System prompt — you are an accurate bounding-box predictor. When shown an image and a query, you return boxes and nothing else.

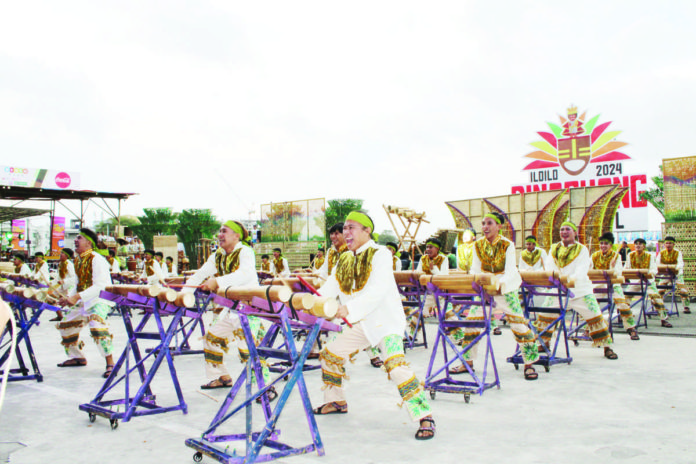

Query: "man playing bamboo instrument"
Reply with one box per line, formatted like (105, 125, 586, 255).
(317, 223, 347, 280)
(50, 247, 77, 322)
(312, 211, 436, 440)
(56, 228, 116, 378)
(32, 251, 51, 284)
(540, 221, 619, 358)
(271, 248, 290, 278)
(624, 238, 673, 328)
(140, 249, 165, 285)
(657, 236, 691, 314)
(518, 235, 547, 271)
(310, 248, 325, 273)
(13, 254, 31, 276)
(386, 242, 402, 271)
(455, 212, 541, 379)
(107, 249, 121, 274)
(456, 228, 476, 273)
(590, 232, 640, 340)
(183, 220, 275, 399)
(417, 237, 448, 316)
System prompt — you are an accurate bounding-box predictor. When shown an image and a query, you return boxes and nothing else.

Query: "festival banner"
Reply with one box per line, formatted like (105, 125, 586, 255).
(512, 105, 648, 231)
(12, 219, 26, 251)
(51, 217, 66, 253)
(0, 166, 80, 189)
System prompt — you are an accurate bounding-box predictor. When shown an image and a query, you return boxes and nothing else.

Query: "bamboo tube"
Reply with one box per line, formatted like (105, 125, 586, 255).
(519, 271, 559, 286)
(288, 292, 316, 311)
(33, 289, 48, 302)
(657, 265, 677, 274)
(174, 292, 196, 308)
(0, 282, 15, 293)
(13, 287, 35, 299)
(217, 285, 292, 303)
(622, 269, 653, 279)
(308, 296, 338, 319)
(105, 285, 161, 298)
(393, 271, 423, 285)
(156, 288, 178, 304)
(166, 276, 186, 284)
(419, 274, 478, 293)
(587, 269, 618, 280)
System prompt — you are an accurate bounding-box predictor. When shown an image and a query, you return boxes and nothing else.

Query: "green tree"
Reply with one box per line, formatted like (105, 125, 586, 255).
(324, 199, 364, 240)
(640, 165, 664, 218)
(377, 229, 398, 245)
(130, 207, 179, 249)
(176, 209, 221, 266)
(94, 215, 141, 235)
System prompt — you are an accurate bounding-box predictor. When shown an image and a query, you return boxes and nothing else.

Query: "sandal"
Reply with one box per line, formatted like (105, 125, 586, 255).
(201, 377, 233, 390)
(103, 364, 115, 379)
(415, 416, 436, 440)
(524, 366, 538, 381)
(661, 320, 673, 328)
(604, 347, 618, 360)
(370, 357, 384, 368)
(57, 358, 87, 367)
(628, 328, 640, 341)
(492, 327, 502, 335)
(683, 307, 691, 314)
(448, 363, 473, 375)
(255, 386, 278, 404)
(313, 401, 348, 415)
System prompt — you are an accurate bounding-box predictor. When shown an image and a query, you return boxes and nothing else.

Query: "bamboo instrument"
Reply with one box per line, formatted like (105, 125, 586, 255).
(288, 292, 316, 312)
(0, 282, 15, 294)
(657, 265, 677, 275)
(308, 296, 338, 319)
(105, 285, 162, 298)
(217, 285, 292, 304)
(393, 271, 423, 285)
(622, 269, 654, 279)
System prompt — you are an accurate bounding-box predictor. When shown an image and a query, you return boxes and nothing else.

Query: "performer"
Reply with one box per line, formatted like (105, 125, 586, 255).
(590, 232, 640, 340)
(456, 228, 476, 273)
(625, 238, 673, 327)
(56, 228, 115, 378)
(386, 242, 402, 271)
(417, 237, 449, 315)
(13, 254, 31, 276)
(312, 211, 435, 440)
(657, 236, 691, 314)
(140, 249, 165, 285)
(106, 249, 121, 274)
(518, 235, 547, 271)
(310, 248, 325, 273)
(183, 220, 275, 398)
(456, 212, 541, 379)
(32, 251, 51, 284)
(259, 254, 272, 275)
(271, 248, 290, 278)
(540, 221, 619, 358)
(164, 256, 176, 277)
(50, 248, 77, 322)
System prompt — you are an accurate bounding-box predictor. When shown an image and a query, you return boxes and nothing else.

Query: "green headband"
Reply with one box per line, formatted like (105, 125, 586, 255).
(426, 240, 441, 250)
(664, 239, 676, 244)
(484, 213, 502, 224)
(386, 243, 398, 252)
(224, 220, 245, 238)
(560, 221, 577, 232)
(80, 233, 97, 249)
(346, 211, 374, 231)
(525, 238, 537, 244)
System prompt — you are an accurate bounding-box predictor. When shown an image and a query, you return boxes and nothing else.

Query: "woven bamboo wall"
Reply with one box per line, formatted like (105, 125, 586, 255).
(662, 221, 696, 296)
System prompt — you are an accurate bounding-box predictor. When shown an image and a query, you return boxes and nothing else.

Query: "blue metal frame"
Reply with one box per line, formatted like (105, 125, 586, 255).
(624, 273, 650, 329)
(568, 270, 615, 343)
(654, 268, 680, 317)
(397, 273, 428, 350)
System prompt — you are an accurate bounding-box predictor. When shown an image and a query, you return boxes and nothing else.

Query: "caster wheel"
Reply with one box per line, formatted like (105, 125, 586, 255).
(110, 419, 118, 430)
(429, 390, 436, 400)
(544, 365, 550, 373)
(193, 452, 203, 462)
(573, 340, 579, 346)
(514, 364, 519, 370)
(89, 413, 96, 423)
(464, 393, 470, 404)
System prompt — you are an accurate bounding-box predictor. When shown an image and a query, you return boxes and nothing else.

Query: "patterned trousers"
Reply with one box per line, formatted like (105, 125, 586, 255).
(538, 294, 613, 348)
(611, 284, 637, 330)
(658, 274, 691, 308)
(56, 302, 114, 359)
(625, 281, 668, 320)
(320, 323, 432, 422)
(458, 291, 539, 365)
(204, 313, 270, 383)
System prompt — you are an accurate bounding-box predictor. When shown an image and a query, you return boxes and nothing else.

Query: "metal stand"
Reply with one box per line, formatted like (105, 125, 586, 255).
(397, 273, 428, 350)
(569, 270, 615, 343)
(78, 290, 188, 429)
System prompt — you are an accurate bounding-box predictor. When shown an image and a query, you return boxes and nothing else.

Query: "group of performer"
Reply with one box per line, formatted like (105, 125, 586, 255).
(3, 210, 692, 444)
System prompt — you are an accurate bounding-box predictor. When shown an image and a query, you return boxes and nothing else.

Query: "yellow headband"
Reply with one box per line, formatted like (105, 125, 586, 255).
(346, 211, 374, 231)
(560, 221, 577, 232)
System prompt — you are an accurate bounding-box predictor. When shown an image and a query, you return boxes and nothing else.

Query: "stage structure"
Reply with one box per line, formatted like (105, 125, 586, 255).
(383, 205, 429, 258)
(446, 184, 628, 255)
(662, 155, 696, 295)
(258, 198, 325, 269)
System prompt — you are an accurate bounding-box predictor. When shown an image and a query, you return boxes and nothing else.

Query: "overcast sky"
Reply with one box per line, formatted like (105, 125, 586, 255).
(1, 1, 689, 238)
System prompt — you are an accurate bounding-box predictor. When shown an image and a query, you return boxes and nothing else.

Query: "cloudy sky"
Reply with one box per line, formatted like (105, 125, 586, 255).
(1, 1, 689, 238)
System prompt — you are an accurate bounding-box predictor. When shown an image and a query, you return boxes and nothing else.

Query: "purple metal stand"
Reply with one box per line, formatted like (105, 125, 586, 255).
(397, 274, 427, 350)
(424, 282, 499, 403)
(654, 269, 680, 317)
(185, 293, 340, 463)
(508, 276, 572, 372)
(78, 291, 188, 429)
(624, 274, 649, 328)
(0, 291, 59, 382)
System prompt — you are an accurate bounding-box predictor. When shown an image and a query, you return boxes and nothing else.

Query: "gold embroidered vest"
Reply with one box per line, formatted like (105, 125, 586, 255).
(521, 249, 542, 267)
(474, 236, 509, 274)
(327, 244, 348, 276)
(76, 251, 95, 292)
(420, 254, 445, 275)
(550, 242, 582, 268)
(335, 247, 378, 294)
(215, 248, 242, 276)
(630, 251, 650, 269)
(660, 249, 678, 265)
(591, 250, 617, 270)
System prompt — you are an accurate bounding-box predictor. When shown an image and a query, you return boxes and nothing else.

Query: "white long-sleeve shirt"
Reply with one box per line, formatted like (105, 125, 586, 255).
(518, 247, 548, 271)
(657, 249, 684, 275)
(69, 251, 114, 310)
(184, 243, 259, 293)
(58, 260, 77, 294)
(417, 253, 449, 275)
(546, 242, 593, 298)
(140, 259, 165, 284)
(319, 240, 406, 346)
(271, 257, 290, 278)
(471, 236, 521, 295)
(32, 261, 51, 285)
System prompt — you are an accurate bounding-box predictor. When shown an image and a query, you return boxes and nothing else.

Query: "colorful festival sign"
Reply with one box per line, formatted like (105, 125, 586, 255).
(51, 217, 66, 253)
(0, 166, 80, 190)
(12, 219, 26, 250)
(511, 105, 648, 231)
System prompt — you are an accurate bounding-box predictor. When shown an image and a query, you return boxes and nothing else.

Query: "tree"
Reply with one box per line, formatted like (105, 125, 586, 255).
(130, 207, 179, 249)
(324, 199, 364, 239)
(93, 215, 141, 235)
(640, 165, 664, 218)
(377, 229, 398, 245)
(176, 209, 221, 267)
